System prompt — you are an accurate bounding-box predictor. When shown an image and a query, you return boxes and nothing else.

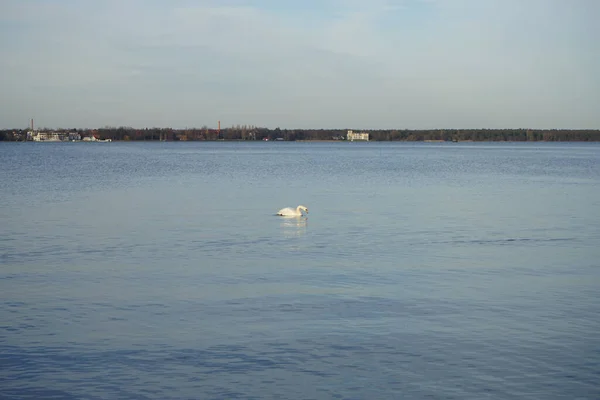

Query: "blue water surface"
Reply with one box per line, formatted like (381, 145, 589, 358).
(1, 141, 599, 399)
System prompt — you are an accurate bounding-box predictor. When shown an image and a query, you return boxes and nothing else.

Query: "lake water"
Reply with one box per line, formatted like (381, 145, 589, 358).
(1, 141, 599, 399)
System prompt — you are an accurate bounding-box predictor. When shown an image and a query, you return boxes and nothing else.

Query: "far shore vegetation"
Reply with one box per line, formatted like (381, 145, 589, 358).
(1, 126, 599, 142)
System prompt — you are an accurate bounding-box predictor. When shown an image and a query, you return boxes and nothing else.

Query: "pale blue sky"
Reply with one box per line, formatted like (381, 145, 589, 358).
(1, 0, 598, 129)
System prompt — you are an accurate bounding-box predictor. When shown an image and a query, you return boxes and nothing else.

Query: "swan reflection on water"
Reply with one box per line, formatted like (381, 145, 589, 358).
(280, 216, 307, 237)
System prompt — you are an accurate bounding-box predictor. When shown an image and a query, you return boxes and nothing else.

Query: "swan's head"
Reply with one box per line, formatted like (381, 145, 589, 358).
(299, 205, 308, 214)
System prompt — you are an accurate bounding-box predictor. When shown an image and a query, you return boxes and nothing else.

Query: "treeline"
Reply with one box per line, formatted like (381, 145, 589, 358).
(1, 126, 599, 142)
(367, 128, 600, 142)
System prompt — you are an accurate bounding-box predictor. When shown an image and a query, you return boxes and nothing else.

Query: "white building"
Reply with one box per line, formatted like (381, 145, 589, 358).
(29, 131, 65, 142)
(347, 130, 369, 141)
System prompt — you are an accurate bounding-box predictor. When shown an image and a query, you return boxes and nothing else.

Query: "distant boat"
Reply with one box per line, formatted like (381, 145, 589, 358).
(82, 136, 111, 142)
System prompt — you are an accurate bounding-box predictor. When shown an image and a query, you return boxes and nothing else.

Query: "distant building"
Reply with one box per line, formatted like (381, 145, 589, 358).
(347, 130, 369, 141)
(29, 131, 65, 142)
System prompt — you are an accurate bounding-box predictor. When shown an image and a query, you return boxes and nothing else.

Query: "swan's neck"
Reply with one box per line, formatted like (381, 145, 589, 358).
(296, 206, 303, 214)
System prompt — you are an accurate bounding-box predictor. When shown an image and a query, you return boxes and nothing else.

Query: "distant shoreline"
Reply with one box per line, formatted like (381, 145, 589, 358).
(2, 127, 599, 142)
(6, 139, 599, 144)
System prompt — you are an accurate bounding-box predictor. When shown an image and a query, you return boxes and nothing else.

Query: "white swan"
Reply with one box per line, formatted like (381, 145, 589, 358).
(276, 205, 308, 217)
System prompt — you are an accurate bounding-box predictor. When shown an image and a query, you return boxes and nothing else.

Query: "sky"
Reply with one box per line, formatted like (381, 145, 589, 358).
(1, 0, 599, 130)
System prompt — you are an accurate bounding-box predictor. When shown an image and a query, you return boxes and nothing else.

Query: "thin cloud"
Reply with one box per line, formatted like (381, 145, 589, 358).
(0, 0, 598, 129)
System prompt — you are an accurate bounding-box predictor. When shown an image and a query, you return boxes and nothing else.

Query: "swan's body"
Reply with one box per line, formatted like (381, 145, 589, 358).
(276, 205, 308, 217)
